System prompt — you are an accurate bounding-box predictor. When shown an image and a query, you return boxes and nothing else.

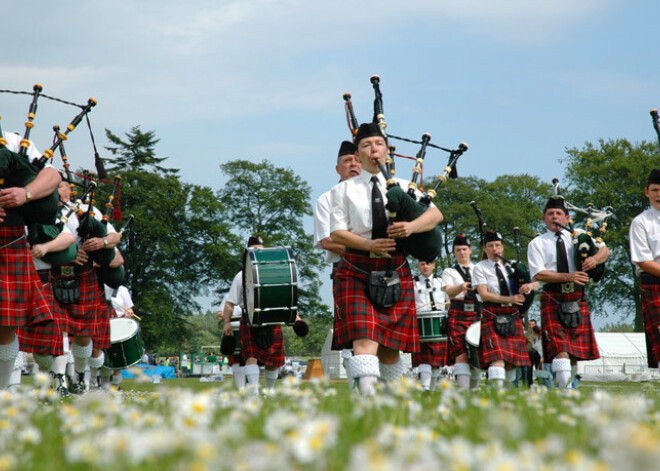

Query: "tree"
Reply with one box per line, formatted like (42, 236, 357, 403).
(600, 321, 635, 333)
(100, 127, 240, 351)
(561, 138, 659, 330)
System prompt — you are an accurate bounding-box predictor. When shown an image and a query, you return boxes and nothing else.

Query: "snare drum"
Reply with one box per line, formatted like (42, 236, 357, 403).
(243, 246, 298, 326)
(104, 318, 145, 369)
(417, 310, 448, 343)
(465, 321, 481, 370)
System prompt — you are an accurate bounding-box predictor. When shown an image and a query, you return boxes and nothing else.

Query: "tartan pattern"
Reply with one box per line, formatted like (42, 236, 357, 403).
(17, 279, 65, 356)
(238, 316, 285, 367)
(53, 268, 109, 346)
(331, 251, 419, 353)
(540, 290, 599, 362)
(447, 307, 481, 363)
(0, 226, 54, 327)
(228, 354, 244, 367)
(479, 305, 530, 367)
(641, 282, 660, 368)
(412, 340, 447, 367)
(92, 301, 112, 350)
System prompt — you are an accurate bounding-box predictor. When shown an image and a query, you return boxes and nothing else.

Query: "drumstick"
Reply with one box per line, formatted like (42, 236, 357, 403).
(111, 299, 141, 320)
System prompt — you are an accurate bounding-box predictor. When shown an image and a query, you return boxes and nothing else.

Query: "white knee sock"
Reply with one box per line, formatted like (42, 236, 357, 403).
(244, 364, 260, 394)
(232, 364, 246, 390)
(0, 337, 19, 390)
(33, 354, 55, 373)
(89, 353, 105, 384)
(470, 367, 482, 389)
(453, 363, 471, 390)
(52, 355, 68, 376)
(341, 350, 355, 391)
(430, 368, 442, 391)
(380, 359, 403, 382)
(264, 368, 279, 389)
(505, 368, 517, 384)
(487, 366, 505, 389)
(553, 358, 572, 389)
(111, 372, 123, 386)
(418, 364, 432, 391)
(71, 342, 93, 374)
(350, 355, 380, 396)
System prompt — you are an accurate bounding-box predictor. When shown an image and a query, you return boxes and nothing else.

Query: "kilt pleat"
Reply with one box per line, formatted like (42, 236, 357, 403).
(17, 280, 65, 356)
(540, 290, 599, 362)
(447, 308, 481, 363)
(239, 317, 285, 367)
(412, 341, 447, 367)
(479, 305, 530, 367)
(0, 226, 53, 328)
(332, 251, 419, 353)
(641, 283, 660, 368)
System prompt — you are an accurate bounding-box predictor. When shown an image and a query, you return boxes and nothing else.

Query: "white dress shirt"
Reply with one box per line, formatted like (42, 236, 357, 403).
(472, 259, 513, 296)
(414, 274, 447, 312)
(629, 206, 660, 275)
(527, 229, 577, 279)
(313, 188, 340, 263)
(441, 263, 481, 301)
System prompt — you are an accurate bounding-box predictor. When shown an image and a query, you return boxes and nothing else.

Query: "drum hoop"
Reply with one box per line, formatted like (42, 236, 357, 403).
(110, 317, 140, 343)
(465, 321, 481, 346)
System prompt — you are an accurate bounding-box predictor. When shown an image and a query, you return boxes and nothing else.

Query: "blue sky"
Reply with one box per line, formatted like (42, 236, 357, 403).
(2, 1, 658, 326)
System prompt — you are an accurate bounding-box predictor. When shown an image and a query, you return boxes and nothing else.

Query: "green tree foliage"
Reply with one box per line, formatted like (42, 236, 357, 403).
(561, 138, 659, 329)
(599, 321, 635, 333)
(217, 160, 330, 322)
(100, 127, 240, 351)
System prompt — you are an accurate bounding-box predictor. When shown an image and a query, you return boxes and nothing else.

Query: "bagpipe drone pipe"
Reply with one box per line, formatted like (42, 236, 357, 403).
(343, 75, 469, 261)
(469, 201, 536, 316)
(650, 109, 660, 147)
(550, 178, 612, 285)
(0, 84, 102, 225)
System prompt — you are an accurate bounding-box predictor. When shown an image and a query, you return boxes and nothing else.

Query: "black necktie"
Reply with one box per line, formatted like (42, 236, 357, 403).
(463, 266, 471, 281)
(425, 278, 437, 310)
(556, 232, 569, 273)
(371, 176, 388, 240)
(495, 263, 511, 296)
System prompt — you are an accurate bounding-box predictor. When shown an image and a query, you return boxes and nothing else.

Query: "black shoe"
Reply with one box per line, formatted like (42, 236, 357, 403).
(69, 372, 87, 395)
(53, 374, 69, 397)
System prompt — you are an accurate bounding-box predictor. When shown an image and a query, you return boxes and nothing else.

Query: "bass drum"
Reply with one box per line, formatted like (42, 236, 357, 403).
(243, 246, 298, 326)
(104, 317, 145, 369)
(416, 310, 448, 343)
(465, 321, 482, 370)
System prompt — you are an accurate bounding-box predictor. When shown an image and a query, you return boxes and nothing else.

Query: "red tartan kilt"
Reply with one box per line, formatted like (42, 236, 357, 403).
(92, 301, 112, 350)
(228, 354, 244, 366)
(641, 282, 660, 368)
(540, 291, 599, 362)
(0, 226, 53, 328)
(412, 340, 447, 367)
(54, 269, 110, 348)
(239, 317, 285, 367)
(17, 281, 65, 355)
(332, 250, 418, 353)
(479, 305, 530, 367)
(447, 307, 481, 363)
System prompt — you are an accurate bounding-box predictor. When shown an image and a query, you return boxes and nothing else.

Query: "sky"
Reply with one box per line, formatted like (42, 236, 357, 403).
(2, 0, 659, 327)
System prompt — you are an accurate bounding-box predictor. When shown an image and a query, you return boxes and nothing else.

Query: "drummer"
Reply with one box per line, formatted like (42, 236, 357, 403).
(220, 235, 286, 395)
(330, 122, 443, 396)
(412, 258, 449, 392)
(441, 234, 483, 390)
(472, 230, 532, 388)
(218, 296, 246, 391)
(98, 283, 135, 390)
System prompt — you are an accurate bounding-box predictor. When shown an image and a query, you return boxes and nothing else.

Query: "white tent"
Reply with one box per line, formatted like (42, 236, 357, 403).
(578, 332, 656, 382)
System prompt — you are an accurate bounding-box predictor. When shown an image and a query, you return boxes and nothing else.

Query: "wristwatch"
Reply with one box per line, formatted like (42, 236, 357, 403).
(103, 238, 108, 247)
(24, 187, 32, 202)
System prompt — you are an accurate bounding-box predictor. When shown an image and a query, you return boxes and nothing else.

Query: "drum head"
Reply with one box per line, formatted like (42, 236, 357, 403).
(110, 317, 140, 343)
(465, 321, 481, 347)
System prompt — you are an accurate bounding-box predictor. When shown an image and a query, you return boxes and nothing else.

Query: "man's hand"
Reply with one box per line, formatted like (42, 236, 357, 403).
(0, 187, 28, 208)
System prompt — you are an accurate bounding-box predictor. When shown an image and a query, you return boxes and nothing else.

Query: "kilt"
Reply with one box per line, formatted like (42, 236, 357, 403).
(332, 250, 419, 353)
(92, 300, 112, 350)
(239, 317, 285, 367)
(641, 282, 660, 368)
(412, 340, 447, 367)
(479, 304, 530, 367)
(228, 354, 244, 367)
(17, 276, 65, 356)
(54, 268, 109, 347)
(0, 226, 53, 327)
(447, 304, 481, 363)
(540, 290, 599, 362)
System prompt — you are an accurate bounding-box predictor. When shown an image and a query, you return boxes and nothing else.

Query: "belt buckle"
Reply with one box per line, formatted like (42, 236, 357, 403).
(60, 266, 74, 277)
(464, 303, 475, 312)
(561, 283, 574, 294)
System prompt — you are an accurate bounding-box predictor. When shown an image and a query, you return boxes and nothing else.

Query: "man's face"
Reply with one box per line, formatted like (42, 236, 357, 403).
(529, 320, 537, 329)
(418, 260, 436, 277)
(645, 183, 660, 211)
(484, 240, 503, 260)
(357, 136, 388, 174)
(336, 153, 361, 181)
(58, 182, 71, 205)
(542, 208, 569, 232)
(453, 245, 472, 265)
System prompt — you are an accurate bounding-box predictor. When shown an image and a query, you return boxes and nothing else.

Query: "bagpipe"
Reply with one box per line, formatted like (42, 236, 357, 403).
(551, 178, 612, 285)
(344, 75, 469, 261)
(469, 201, 535, 315)
(0, 84, 100, 225)
(650, 109, 660, 147)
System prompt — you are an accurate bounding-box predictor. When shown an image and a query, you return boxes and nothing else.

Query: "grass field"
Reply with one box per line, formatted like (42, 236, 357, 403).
(3, 374, 660, 470)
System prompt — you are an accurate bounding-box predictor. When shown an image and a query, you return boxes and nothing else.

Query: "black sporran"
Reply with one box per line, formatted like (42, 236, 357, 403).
(494, 313, 516, 338)
(53, 277, 80, 304)
(439, 315, 448, 335)
(558, 301, 581, 329)
(253, 326, 275, 350)
(368, 270, 402, 308)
